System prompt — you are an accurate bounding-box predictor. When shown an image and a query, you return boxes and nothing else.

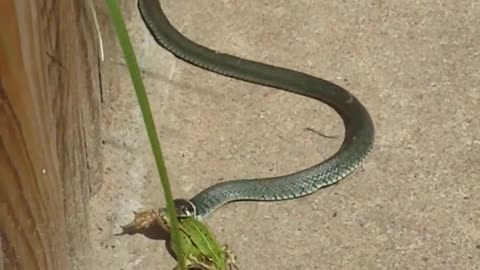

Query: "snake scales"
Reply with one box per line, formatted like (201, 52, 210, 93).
(137, 0, 375, 219)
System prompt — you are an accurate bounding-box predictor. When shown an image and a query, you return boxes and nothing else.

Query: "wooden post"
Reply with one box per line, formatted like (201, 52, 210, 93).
(0, 0, 102, 269)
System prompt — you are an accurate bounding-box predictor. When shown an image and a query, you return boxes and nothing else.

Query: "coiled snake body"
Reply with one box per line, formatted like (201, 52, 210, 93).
(138, 0, 375, 219)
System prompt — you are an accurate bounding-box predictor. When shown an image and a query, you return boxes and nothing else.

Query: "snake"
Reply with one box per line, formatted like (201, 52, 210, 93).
(137, 0, 375, 219)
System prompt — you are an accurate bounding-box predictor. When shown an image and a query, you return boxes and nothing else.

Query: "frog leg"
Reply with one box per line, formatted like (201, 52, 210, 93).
(172, 257, 194, 270)
(222, 245, 238, 270)
(154, 208, 173, 233)
(174, 264, 207, 270)
(120, 210, 160, 233)
(173, 254, 211, 270)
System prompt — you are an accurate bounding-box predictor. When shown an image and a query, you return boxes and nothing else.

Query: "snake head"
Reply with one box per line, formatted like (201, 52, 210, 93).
(173, 198, 197, 218)
(156, 199, 196, 232)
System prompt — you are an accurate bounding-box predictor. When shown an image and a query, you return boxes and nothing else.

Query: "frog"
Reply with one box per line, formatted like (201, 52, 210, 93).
(121, 209, 238, 270)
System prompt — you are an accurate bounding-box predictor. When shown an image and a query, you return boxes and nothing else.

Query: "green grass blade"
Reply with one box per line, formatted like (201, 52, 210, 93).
(103, 1, 185, 269)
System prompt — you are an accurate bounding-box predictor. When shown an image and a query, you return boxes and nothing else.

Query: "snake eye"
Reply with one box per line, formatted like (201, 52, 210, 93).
(173, 198, 196, 218)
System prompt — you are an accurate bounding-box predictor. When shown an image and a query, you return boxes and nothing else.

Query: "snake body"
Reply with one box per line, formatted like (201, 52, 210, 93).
(138, 0, 375, 219)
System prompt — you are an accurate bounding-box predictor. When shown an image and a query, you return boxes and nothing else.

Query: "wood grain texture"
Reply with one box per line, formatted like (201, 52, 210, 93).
(0, 0, 102, 269)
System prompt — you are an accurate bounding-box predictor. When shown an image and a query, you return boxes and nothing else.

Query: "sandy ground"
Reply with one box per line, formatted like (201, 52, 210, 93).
(89, 1, 479, 269)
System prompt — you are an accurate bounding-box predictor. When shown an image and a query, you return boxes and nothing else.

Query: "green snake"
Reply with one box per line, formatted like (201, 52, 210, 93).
(138, 0, 375, 219)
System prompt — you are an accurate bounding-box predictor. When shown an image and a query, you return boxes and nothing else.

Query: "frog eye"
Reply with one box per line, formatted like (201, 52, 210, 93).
(173, 198, 197, 218)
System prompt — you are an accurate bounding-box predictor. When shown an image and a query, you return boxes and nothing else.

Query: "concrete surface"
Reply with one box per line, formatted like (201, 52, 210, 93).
(90, 0, 479, 269)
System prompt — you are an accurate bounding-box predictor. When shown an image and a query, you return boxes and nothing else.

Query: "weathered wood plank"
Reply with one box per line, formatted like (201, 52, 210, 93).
(0, 0, 102, 269)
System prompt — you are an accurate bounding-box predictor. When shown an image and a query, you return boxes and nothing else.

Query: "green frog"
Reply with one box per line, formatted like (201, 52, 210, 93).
(121, 209, 238, 270)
